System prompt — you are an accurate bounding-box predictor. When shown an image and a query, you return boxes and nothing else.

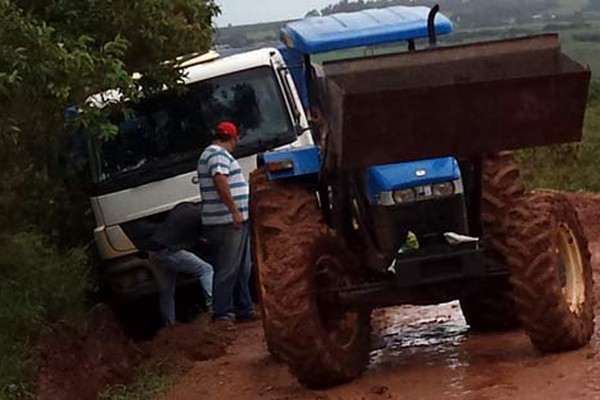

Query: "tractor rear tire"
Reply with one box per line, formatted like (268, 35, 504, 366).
(460, 153, 523, 331)
(250, 169, 371, 389)
(249, 171, 283, 362)
(507, 191, 594, 352)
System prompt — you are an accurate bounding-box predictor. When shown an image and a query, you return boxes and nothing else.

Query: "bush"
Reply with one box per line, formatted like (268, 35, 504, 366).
(0, 0, 221, 248)
(0, 1, 219, 398)
(0, 232, 90, 399)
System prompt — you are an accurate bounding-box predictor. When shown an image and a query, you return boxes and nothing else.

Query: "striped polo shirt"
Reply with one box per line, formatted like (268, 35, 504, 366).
(197, 144, 249, 226)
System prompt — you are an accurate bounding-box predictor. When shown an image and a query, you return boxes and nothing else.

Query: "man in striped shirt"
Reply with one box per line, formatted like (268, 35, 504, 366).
(197, 121, 255, 323)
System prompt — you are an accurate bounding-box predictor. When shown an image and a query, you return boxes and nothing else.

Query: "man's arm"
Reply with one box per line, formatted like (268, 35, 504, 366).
(212, 173, 243, 229)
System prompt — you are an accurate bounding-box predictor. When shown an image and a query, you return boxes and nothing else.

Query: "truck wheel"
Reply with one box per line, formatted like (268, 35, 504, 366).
(460, 153, 523, 331)
(250, 169, 371, 389)
(108, 296, 162, 340)
(507, 191, 594, 352)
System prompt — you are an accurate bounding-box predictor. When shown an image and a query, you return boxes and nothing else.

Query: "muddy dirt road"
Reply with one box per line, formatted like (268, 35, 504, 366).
(163, 194, 600, 400)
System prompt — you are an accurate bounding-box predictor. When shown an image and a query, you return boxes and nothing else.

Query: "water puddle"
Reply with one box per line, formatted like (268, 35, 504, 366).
(369, 302, 518, 398)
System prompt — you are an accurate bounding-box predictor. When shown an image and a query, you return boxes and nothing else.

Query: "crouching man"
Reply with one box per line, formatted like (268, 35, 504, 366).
(148, 202, 214, 326)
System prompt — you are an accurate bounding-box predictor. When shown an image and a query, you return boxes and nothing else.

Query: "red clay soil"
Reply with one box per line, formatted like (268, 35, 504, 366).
(35, 192, 600, 400)
(151, 319, 234, 362)
(35, 306, 232, 400)
(566, 192, 600, 243)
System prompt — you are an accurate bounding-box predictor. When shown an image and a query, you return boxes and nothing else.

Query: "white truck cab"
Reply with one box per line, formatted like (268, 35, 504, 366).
(86, 47, 313, 298)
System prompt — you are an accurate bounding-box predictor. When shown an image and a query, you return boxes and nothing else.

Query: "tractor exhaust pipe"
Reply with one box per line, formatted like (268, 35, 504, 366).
(427, 4, 440, 47)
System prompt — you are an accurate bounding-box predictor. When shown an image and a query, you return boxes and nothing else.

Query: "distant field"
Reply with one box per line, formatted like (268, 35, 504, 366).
(566, 44, 600, 76)
(311, 19, 600, 78)
(214, 20, 286, 47)
(448, 20, 600, 77)
(560, 23, 600, 76)
(215, 5, 600, 78)
(548, 0, 589, 15)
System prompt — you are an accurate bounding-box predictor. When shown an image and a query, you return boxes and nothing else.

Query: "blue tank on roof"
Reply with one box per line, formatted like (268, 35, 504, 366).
(280, 6, 453, 54)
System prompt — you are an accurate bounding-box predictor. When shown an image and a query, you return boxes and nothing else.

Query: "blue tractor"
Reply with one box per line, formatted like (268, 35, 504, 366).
(249, 6, 594, 388)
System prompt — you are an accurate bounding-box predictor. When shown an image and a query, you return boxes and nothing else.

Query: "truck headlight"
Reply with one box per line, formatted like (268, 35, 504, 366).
(432, 182, 455, 197)
(393, 188, 416, 203)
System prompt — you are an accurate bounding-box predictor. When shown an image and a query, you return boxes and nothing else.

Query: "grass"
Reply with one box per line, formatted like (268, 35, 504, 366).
(0, 232, 90, 400)
(517, 81, 600, 191)
(565, 43, 600, 78)
(0, 231, 184, 400)
(98, 358, 185, 400)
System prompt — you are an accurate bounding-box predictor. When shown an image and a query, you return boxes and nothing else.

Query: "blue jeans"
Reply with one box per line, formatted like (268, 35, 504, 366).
(151, 249, 214, 325)
(203, 222, 254, 320)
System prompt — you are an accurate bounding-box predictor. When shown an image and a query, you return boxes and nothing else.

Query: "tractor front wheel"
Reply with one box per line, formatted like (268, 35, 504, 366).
(460, 153, 523, 331)
(250, 169, 371, 389)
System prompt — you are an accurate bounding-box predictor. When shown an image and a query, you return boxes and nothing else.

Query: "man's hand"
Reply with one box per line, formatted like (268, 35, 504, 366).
(212, 173, 243, 229)
(232, 210, 243, 230)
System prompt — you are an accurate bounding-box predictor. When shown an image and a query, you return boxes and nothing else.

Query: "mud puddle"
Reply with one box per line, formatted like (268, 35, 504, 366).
(368, 303, 598, 400)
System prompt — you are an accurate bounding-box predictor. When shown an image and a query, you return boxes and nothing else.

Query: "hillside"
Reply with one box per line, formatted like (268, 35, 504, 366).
(214, 0, 600, 77)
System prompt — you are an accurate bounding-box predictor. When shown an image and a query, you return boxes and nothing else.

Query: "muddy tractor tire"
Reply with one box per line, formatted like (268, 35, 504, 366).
(460, 153, 523, 331)
(507, 191, 594, 352)
(248, 171, 283, 362)
(250, 169, 371, 389)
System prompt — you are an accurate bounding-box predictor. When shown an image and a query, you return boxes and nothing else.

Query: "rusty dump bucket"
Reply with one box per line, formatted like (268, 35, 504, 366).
(320, 34, 591, 170)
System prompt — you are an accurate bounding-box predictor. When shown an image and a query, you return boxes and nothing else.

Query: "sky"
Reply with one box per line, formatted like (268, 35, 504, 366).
(214, 0, 335, 26)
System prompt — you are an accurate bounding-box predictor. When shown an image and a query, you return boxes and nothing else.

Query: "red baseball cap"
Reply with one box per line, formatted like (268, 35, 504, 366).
(217, 121, 238, 138)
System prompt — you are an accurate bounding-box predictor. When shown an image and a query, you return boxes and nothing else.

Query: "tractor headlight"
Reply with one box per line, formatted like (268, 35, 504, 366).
(376, 179, 463, 206)
(392, 188, 416, 203)
(432, 182, 455, 197)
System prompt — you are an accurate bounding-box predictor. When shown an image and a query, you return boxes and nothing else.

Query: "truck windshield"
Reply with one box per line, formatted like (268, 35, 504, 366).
(88, 66, 294, 187)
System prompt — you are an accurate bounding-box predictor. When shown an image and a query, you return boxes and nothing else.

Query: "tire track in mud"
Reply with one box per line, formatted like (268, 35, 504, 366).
(163, 193, 600, 400)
